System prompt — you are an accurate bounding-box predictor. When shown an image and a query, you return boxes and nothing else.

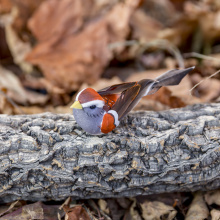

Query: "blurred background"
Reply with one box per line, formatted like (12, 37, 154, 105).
(0, 0, 220, 116)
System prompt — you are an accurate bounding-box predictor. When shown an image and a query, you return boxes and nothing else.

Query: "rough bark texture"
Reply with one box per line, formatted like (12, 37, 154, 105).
(0, 103, 219, 203)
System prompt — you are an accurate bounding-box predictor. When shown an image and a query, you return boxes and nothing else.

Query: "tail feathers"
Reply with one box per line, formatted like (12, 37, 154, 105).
(144, 66, 195, 96)
(155, 66, 195, 87)
(110, 67, 194, 120)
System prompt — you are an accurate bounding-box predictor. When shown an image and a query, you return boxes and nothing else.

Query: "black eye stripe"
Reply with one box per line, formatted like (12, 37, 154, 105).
(90, 105, 96, 109)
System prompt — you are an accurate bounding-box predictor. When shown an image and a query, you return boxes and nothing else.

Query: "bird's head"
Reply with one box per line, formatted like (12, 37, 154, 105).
(70, 88, 105, 134)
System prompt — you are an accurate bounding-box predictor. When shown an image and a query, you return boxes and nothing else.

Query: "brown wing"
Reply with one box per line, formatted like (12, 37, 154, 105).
(111, 84, 141, 120)
(98, 82, 136, 96)
(101, 67, 194, 120)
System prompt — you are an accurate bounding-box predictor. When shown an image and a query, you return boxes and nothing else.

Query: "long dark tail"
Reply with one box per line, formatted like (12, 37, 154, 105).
(112, 67, 195, 120)
(156, 66, 194, 87)
(147, 66, 195, 95)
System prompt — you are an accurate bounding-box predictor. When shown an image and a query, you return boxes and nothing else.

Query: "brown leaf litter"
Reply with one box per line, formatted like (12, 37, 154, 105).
(26, 0, 141, 92)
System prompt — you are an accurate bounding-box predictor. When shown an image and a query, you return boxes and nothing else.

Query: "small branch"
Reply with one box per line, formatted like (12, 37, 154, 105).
(189, 69, 220, 95)
(183, 52, 220, 61)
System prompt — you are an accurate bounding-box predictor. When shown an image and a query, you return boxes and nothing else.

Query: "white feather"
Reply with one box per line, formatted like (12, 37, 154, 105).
(76, 88, 86, 101)
(108, 110, 120, 126)
(81, 100, 105, 108)
(143, 82, 155, 96)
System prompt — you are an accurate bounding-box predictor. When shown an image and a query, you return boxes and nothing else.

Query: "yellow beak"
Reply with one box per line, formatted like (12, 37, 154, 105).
(70, 101, 83, 109)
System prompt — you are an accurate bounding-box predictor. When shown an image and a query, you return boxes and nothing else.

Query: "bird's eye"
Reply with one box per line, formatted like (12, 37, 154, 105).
(90, 105, 96, 109)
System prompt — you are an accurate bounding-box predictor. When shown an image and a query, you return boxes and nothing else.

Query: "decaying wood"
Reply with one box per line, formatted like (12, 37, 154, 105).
(0, 103, 219, 203)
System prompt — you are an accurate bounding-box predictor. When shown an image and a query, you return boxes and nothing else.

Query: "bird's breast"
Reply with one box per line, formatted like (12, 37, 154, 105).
(73, 109, 103, 135)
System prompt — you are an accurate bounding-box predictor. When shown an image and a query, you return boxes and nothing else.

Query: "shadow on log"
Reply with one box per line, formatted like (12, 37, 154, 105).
(0, 103, 219, 203)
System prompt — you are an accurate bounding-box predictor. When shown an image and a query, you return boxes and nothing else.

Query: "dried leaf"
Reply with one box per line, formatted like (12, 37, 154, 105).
(26, 0, 140, 91)
(202, 53, 220, 69)
(140, 200, 177, 220)
(185, 192, 209, 220)
(146, 87, 186, 108)
(11, 0, 45, 40)
(129, 199, 142, 220)
(0, 89, 16, 114)
(204, 189, 220, 206)
(158, 15, 197, 47)
(23, 76, 69, 106)
(137, 192, 192, 210)
(141, 0, 178, 26)
(98, 199, 109, 215)
(1, 7, 33, 73)
(42, 203, 64, 220)
(63, 205, 91, 220)
(0, 202, 63, 220)
(22, 202, 44, 220)
(197, 5, 220, 43)
(0, 66, 28, 104)
(169, 0, 186, 11)
(211, 209, 220, 220)
(25, 90, 49, 105)
(0, 0, 13, 14)
(59, 197, 71, 210)
(1, 202, 44, 220)
(0, 201, 20, 217)
(0, 208, 23, 219)
(0, 66, 49, 106)
(130, 9, 163, 43)
(184, 1, 220, 48)
(28, 0, 87, 43)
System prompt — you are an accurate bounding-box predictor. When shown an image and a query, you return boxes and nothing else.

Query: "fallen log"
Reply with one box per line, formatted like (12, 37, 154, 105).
(0, 103, 219, 203)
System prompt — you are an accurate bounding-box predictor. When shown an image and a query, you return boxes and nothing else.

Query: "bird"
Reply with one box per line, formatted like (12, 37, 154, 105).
(70, 67, 194, 135)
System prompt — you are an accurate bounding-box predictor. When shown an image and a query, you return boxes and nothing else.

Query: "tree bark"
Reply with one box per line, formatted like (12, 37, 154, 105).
(0, 103, 219, 203)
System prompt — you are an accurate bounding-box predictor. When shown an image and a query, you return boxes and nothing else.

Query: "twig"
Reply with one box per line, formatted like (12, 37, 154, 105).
(189, 69, 220, 95)
(183, 52, 220, 61)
